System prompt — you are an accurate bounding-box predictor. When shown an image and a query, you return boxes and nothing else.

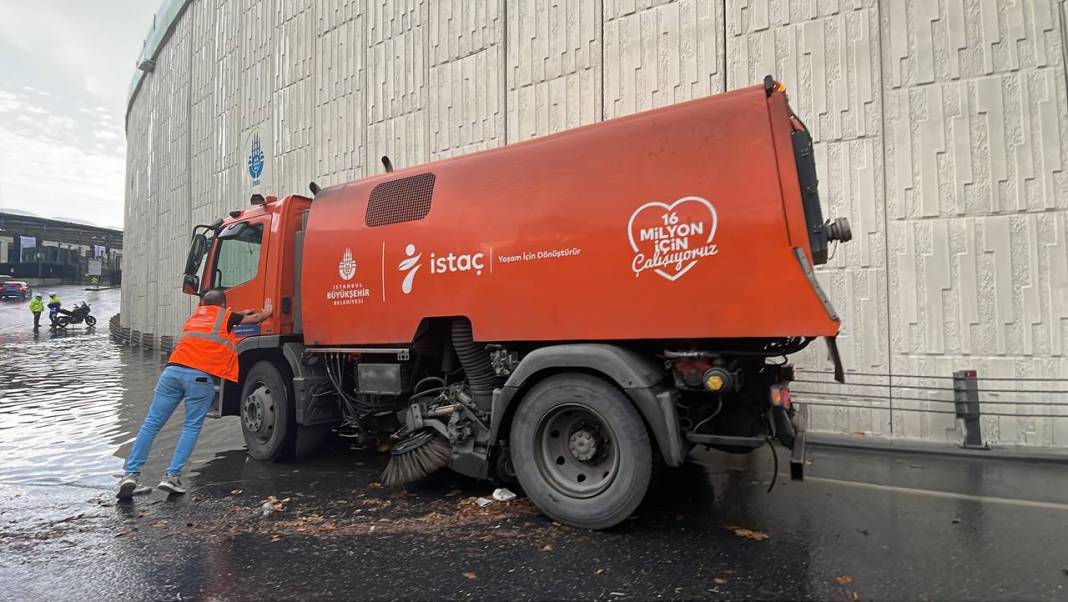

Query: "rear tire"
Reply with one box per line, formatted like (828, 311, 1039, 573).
(510, 373, 653, 530)
(55, 316, 70, 329)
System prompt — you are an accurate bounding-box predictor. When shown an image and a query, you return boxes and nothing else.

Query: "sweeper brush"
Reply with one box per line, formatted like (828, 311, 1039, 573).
(382, 430, 452, 487)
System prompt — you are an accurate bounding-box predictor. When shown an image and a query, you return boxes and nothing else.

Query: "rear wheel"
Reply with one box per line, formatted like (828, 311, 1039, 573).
(510, 373, 653, 530)
(55, 316, 70, 329)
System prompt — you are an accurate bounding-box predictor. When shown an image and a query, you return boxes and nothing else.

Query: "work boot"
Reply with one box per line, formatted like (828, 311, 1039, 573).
(158, 475, 187, 495)
(117, 475, 139, 500)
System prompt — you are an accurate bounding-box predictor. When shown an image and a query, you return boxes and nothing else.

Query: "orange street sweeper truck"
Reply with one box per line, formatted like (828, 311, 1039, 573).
(179, 77, 851, 529)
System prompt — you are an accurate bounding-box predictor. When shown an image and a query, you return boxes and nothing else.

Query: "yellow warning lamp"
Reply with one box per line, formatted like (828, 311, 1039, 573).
(703, 368, 732, 393)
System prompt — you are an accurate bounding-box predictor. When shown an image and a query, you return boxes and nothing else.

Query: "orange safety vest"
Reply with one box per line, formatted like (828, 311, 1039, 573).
(168, 305, 240, 382)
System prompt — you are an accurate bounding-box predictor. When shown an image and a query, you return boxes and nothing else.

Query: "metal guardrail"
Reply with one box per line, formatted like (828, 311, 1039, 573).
(793, 368, 1068, 448)
(109, 313, 175, 355)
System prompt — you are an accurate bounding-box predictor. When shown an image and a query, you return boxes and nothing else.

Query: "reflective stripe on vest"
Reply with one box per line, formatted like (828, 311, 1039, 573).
(175, 307, 236, 350)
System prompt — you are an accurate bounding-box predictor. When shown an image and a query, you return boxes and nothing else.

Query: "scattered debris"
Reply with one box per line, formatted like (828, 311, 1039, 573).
(731, 528, 769, 541)
(259, 496, 289, 518)
(492, 488, 516, 502)
(856, 528, 870, 536)
(541, 544, 554, 552)
(474, 497, 494, 508)
(834, 576, 854, 586)
(368, 482, 383, 489)
(462, 571, 477, 581)
(713, 577, 728, 585)
(230, 490, 243, 496)
(952, 518, 961, 524)
(594, 568, 605, 575)
(609, 593, 625, 597)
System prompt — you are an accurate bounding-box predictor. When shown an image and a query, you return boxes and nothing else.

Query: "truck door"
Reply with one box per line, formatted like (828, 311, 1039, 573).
(207, 215, 269, 337)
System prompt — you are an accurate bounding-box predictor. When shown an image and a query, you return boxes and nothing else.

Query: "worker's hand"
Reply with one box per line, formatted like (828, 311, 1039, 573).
(263, 298, 273, 317)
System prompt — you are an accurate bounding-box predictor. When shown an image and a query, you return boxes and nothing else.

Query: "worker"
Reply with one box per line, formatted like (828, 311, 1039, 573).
(46, 293, 61, 329)
(117, 289, 272, 499)
(28, 294, 44, 330)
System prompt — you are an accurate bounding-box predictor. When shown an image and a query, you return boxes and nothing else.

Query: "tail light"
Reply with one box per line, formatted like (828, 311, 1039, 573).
(770, 384, 792, 410)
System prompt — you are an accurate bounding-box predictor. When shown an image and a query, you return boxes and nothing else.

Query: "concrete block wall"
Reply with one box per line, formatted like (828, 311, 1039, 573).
(124, 0, 1068, 447)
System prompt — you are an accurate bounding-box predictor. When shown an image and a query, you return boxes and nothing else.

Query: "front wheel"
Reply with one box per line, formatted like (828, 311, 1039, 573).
(84, 315, 97, 327)
(240, 361, 295, 462)
(510, 373, 653, 530)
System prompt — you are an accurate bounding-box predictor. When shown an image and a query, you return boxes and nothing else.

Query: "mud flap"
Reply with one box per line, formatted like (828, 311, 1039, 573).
(790, 428, 806, 481)
(825, 336, 845, 383)
(207, 382, 223, 419)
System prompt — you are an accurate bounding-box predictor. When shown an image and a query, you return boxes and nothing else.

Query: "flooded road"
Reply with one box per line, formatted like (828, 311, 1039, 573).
(2, 291, 1068, 600)
(0, 285, 244, 488)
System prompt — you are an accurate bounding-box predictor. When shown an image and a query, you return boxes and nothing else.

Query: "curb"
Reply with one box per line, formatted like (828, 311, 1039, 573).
(807, 432, 1068, 465)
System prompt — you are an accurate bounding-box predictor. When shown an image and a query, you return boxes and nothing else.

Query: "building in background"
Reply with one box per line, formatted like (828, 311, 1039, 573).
(0, 211, 123, 286)
(121, 0, 1068, 448)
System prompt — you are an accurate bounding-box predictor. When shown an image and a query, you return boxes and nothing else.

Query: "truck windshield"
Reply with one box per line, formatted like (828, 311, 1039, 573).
(212, 223, 263, 289)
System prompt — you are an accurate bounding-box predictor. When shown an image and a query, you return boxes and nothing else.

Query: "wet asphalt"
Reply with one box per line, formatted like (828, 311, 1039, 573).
(1, 288, 1068, 601)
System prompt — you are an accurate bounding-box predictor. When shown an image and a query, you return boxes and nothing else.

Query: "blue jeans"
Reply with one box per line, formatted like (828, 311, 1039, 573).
(124, 365, 216, 477)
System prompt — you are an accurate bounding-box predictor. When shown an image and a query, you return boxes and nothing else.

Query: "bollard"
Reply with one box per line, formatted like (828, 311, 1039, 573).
(953, 370, 985, 449)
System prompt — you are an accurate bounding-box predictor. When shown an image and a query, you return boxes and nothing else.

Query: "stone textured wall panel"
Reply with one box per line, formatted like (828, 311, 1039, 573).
(506, 0, 603, 141)
(603, 0, 725, 119)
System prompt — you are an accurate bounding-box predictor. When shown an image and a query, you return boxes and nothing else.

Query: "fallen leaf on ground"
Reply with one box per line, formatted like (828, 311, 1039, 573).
(270, 534, 281, 542)
(230, 490, 242, 495)
(369, 482, 383, 489)
(462, 571, 477, 581)
(713, 577, 728, 585)
(732, 528, 769, 541)
(594, 568, 605, 575)
(541, 544, 554, 552)
(835, 575, 854, 586)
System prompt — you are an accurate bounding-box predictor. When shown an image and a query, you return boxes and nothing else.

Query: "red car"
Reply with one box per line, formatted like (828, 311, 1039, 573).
(0, 280, 31, 300)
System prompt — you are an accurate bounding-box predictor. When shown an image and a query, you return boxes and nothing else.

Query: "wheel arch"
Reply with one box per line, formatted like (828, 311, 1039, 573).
(491, 344, 688, 467)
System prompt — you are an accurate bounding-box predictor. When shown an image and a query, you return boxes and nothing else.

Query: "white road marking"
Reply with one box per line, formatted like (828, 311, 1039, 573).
(805, 476, 1068, 512)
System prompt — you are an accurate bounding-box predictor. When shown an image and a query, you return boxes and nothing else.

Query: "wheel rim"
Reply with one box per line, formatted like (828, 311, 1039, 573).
(242, 383, 277, 444)
(534, 403, 619, 498)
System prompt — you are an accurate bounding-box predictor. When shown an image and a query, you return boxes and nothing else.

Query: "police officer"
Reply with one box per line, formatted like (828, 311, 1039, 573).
(28, 294, 44, 330)
(46, 293, 61, 329)
(117, 289, 272, 498)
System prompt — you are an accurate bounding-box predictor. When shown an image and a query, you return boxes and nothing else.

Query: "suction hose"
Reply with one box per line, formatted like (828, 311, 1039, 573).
(451, 318, 497, 409)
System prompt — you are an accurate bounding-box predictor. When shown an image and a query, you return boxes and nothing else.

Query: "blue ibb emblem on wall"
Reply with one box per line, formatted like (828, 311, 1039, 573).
(247, 131, 265, 185)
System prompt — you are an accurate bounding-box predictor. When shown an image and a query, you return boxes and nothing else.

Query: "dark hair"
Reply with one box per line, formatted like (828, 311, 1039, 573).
(202, 289, 227, 307)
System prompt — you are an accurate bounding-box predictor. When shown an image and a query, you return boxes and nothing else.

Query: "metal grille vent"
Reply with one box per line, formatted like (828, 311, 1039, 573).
(365, 173, 436, 227)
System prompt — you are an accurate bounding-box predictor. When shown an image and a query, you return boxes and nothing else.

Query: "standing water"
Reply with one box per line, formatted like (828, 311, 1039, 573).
(0, 285, 243, 487)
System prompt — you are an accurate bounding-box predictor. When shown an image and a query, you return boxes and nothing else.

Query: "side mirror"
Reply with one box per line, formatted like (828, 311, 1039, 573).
(182, 274, 200, 296)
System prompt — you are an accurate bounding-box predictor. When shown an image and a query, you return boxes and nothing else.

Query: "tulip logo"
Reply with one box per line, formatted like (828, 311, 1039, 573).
(338, 248, 356, 281)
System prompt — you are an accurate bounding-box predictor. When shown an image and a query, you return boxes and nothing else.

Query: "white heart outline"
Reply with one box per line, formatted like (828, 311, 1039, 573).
(627, 195, 719, 282)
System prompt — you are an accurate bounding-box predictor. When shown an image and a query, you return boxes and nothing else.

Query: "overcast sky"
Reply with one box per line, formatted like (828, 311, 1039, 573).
(0, 0, 159, 230)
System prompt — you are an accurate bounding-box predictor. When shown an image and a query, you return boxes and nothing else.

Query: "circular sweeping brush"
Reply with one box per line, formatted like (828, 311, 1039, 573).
(381, 429, 452, 487)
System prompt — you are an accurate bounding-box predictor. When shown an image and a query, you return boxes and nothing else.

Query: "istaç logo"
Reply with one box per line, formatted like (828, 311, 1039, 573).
(628, 195, 719, 281)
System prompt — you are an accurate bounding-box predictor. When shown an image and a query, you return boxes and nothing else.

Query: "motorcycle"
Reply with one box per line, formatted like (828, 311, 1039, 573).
(55, 302, 97, 329)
